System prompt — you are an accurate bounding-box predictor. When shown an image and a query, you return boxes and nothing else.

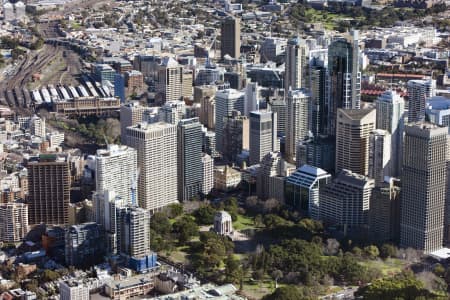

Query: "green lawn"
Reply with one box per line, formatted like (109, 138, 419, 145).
(358, 258, 408, 276)
(233, 214, 255, 231)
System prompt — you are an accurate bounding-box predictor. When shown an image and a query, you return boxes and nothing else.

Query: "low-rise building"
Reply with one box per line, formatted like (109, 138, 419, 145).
(214, 165, 241, 192)
(105, 275, 153, 300)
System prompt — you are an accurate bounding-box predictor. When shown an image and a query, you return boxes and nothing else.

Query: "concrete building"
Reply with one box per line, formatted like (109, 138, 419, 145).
(28, 154, 70, 225)
(93, 190, 127, 255)
(94, 64, 115, 84)
(260, 37, 287, 63)
(159, 100, 186, 125)
(268, 98, 286, 136)
(201, 154, 214, 196)
(95, 145, 137, 205)
(156, 57, 183, 103)
(244, 81, 260, 116)
(285, 165, 332, 219)
(214, 211, 233, 235)
(215, 89, 245, 153)
(118, 206, 151, 259)
(328, 30, 361, 135)
(0, 203, 28, 243)
(178, 118, 203, 201)
(335, 109, 376, 176)
(126, 122, 178, 211)
(249, 111, 278, 166)
(407, 79, 435, 123)
(29, 115, 45, 138)
(309, 65, 328, 137)
(319, 169, 375, 233)
(375, 90, 405, 176)
(368, 129, 392, 186)
(400, 123, 448, 253)
(120, 102, 153, 144)
(256, 152, 294, 202)
(222, 110, 249, 163)
(286, 89, 310, 163)
(46, 131, 64, 148)
(425, 96, 450, 133)
(124, 70, 144, 95)
(214, 165, 241, 192)
(285, 37, 308, 91)
(221, 17, 240, 59)
(105, 274, 153, 300)
(199, 95, 216, 130)
(65, 222, 105, 267)
(59, 281, 90, 300)
(369, 177, 401, 243)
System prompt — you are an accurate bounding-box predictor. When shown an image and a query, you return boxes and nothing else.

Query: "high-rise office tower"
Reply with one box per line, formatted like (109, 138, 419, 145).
(375, 90, 405, 176)
(159, 100, 186, 125)
(335, 108, 376, 176)
(407, 79, 435, 123)
(222, 110, 249, 163)
(200, 96, 215, 129)
(285, 165, 332, 219)
(268, 98, 286, 136)
(0, 203, 29, 243)
(126, 122, 178, 211)
(400, 123, 448, 253)
(369, 177, 401, 243)
(156, 57, 183, 103)
(93, 190, 127, 256)
(285, 37, 308, 92)
(215, 88, 245, 153)
(28, 154, 70, 225)
(177, 118, 203, 201)
(244, 81, 260, 116)
(120, 102, 153, 144)
(201, 153, 214, 196)
(95, 145, 137, 205)
(328, 30, 361, 135)
(118, 206, 151, 259)
(221, 17, 240, 59)
(319, 169, 375, 232)
(286, 89, 310, 163)
(309, 64, 328, 137)
(368, 129, 392, 186)
(249, 111, 278, 165)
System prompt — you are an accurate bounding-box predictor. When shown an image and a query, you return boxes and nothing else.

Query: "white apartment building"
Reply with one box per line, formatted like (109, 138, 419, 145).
(0, 203, 29, 243)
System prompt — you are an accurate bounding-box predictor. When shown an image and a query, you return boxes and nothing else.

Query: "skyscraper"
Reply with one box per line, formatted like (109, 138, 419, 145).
(368, 129, 391, 186)
(120, 102, 154, 144)
(215, 88, 245, 153)
(95, 145, 137, 205)
(118, 206, 151, 259)
(221, 17, 240, 59)
(425, 96, 450, 133)
(335, 109, 376, 176)
(284, 37, 308, 91)
(156, 57, 183, 103)
(286, 89, 310, 163)
(375, 90, 405, 176)
(400, 123, 448, 253)
(126, 122, 178, 211)
(407, 79, 435, 123)
(328, 30, 361, 135)
(0, 203, 29, 243)
(177, 118, 203, 201)
(249, 111, 278, 165)
(309, 63, 328, 137)
(65, 222, 105, 267)
(319, 169, 375, 233)
(201, 153, 214, 196)
(222, 110, 249, 163)
(28, 154, 70, 225)
(159, 100, 186, 125)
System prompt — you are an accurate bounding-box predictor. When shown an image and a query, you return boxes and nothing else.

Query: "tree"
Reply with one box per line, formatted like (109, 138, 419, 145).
(324, 238, 340, 256)
(364, 245, 380, 260)
(225, 255, 241, 284)
(167, 203, 183, 218)
(173, 215, 198, 244)
(194, 205, 217, 225)
(380, 244, 397, 259)
(355, 271, 443, 300)
(41, 270, 60, 283)
(150, 212, 172, 235)
(262, 286, 314, 300)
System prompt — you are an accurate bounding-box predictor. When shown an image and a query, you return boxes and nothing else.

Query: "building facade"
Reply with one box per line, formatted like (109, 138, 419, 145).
(286, 89, 310, 163)
(249, 111, 278, 166)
